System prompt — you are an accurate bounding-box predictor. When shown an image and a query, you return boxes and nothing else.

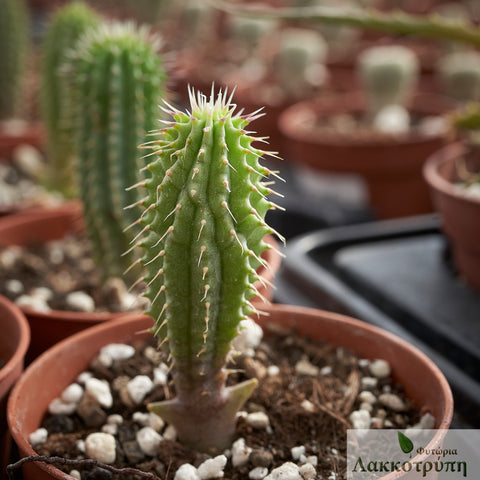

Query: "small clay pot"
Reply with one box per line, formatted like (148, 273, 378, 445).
(423, 141, 480, 293)
(0, 295, 30, 476)
(0, 123, 44, 161)
(7, 303, 453, 480)
(0, 204, 281, 361)
(278, 92, 452, 219)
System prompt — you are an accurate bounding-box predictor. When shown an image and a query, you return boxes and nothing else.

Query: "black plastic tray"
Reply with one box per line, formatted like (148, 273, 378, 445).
(277, 214, 480, 427)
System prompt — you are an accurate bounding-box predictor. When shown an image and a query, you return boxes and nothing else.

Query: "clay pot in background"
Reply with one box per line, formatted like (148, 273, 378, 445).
(424, 142, 480, 293)
(0, 204, 281, 361)
(278, 92, 453, 219)
(0, 123, 44, 161)
(0, 295, 30, 477)
(8, 303, 453, 480)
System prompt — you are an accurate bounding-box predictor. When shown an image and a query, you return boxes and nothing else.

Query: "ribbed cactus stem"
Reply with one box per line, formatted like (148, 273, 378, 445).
(41, 2, 100, 197)
(70, 23, 166, 281)
(357, 45, 419, 118)
(132, 88, 281, 452)
(0, 0, 28, 120)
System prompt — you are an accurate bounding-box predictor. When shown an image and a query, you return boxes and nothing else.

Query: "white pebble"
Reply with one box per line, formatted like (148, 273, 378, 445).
(373, 104, 410, 135)
(107, 414, 123, 426)
(76, 439, 86, 453)
(231, 438, 252, 467)
(267, 365, 280, 376)
(77, 371, 93, 384)
(153, 365, 169, 385)
(197, 455, 227, 479)
(299, 463, 316, 480)
(30, 287, 53, 301)
(369, 359, 391, 379)
(300, 400, 315, 412)
(358, 391, 376, 405)
(100, 343, 135, 361)
(246, 411, 270, 429)
(101, 424, 118, 435)
(163, 424, 177, 441)
(320, 366, 332, 375)
(15, 294, 50, 312)
(127, 375, 154, 404)
(305, 456, 318, 466)
(361, 377, 378, 390)
(136, 426, 162, 456)
(69, 470, 81, 480)
(6, 279, 23, 294)
(96, 351, 113, 368)
(291, 446, 305, 461)
(232, 318, 263, 356)
(295, 357, 319, 377)
(419, 412, 435, 429)
(350, 410, 371, 429)
(85, 432, 116, 464)
(358, 359, 369, 368)
(132, 411, 150, 425)
(265, 462, 302, 480)
(66, 291, 95, 312)
(360, 402, 373, 412)
(48, 398, 77, 415)
(378, 393, 406, 412)
(29, 428, 48, 447)
(249, 467, 269, 480)
(85, 378, 113, 408)
(174, 464, 200, 480)
(328, 472, 337, 480)
(61, 383, 84, 404)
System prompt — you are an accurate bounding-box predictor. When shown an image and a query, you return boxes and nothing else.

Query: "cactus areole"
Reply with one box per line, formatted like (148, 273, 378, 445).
(132, 88, 282, 453)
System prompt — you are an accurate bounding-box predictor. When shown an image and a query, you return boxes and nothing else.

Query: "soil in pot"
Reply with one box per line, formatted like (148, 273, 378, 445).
(26, 323, 431, 480)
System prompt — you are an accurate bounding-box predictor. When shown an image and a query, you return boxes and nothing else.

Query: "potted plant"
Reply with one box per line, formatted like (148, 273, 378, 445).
(423, 138, 480, 293)
(278, 43, 452, 219)
(7, 88, 452, 480)
(0, 0, 44, 160)
(0, 295, 30, 474)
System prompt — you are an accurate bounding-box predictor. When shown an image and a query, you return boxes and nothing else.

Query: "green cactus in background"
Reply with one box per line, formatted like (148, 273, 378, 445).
(357, 44, 419, 117)
(436, 50, 480, 104)
(273, 27, 328, 98)
(41, 2, 100, 197)
(131, 88, 281, 453)
(0, 0, 29, 120)
(69, 22, 167, 281)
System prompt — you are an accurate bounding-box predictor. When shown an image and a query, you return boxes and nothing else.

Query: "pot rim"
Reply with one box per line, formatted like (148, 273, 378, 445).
(0, 295, 30, 384)
(278, 92, 450, 150)
(8, 303, 453, 480)
(423, 141, 480, 206)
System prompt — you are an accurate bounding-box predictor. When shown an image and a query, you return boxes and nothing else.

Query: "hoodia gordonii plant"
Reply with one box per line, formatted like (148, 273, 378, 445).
(41, 2, 100, 197)
(130, 87, 282, 453)
(0, 0, 28, 120)
(69, 22, 166, 281)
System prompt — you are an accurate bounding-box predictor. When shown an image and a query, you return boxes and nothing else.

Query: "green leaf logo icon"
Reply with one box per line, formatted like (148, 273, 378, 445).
(398, 432, 414, 454)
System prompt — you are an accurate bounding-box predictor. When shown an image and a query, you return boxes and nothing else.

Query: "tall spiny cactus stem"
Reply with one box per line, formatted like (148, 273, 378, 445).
(41, 2, 100, 197)
(357, 45, 419, 119)
(0, 0, 29, 120)
(131, 87, 283, 453)
(69, 22, 166, 281)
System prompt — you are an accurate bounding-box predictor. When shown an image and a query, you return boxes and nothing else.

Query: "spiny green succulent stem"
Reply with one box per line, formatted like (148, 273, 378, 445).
(134, 88, 279, 452)
(212, 1, 480, 48)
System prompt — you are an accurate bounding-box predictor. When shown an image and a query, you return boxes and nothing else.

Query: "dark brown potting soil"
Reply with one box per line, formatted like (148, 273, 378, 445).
(33, 323, 420, 480)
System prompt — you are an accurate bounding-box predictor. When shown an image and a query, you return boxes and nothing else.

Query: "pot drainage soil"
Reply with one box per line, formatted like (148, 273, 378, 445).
(27, 323, 430, 480)
(0, 234, 147, 314)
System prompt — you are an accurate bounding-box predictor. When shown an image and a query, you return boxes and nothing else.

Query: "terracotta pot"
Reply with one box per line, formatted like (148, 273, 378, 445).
(7, 303, 453, 480)
(0, 295, 30, 476)
(0, 123, 44, 161)
(423, 142, 480, 293)
(0, 204, 281, 361)
(278, 92, 452, 219)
